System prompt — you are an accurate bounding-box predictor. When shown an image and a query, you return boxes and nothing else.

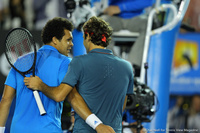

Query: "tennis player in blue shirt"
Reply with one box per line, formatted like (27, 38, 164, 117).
(0, 17, 114, 133)
(24, 16, 134, 133)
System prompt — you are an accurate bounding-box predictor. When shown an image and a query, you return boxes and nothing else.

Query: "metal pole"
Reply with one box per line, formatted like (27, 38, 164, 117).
(155, 0, 161, 8)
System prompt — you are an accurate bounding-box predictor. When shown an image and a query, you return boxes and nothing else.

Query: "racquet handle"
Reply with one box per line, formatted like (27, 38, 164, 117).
(33, 90, 46, 115)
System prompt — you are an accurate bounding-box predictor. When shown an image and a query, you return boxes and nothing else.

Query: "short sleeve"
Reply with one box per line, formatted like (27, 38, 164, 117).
(5, 68, 17, 89)
(58, 57, 72, 84)
(62, 57, 82, 87)
(126, 64, 134, 95)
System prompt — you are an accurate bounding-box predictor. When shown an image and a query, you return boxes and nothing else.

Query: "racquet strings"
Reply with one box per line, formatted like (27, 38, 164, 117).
(5, 29, 35, 72)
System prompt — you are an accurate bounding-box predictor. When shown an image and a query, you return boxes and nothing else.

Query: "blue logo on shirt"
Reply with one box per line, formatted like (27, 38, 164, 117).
(94, 121, 98, 125)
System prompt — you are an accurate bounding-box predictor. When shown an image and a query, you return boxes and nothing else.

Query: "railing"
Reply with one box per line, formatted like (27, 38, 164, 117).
(139, 0, 190, 83)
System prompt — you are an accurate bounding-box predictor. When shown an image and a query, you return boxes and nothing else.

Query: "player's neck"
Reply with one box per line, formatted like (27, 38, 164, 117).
(88, 43, 106, 52)
(48, 42, 55, 48)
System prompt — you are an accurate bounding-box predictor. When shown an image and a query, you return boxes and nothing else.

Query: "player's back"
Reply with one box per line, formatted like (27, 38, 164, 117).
(72, 48, 134, 133)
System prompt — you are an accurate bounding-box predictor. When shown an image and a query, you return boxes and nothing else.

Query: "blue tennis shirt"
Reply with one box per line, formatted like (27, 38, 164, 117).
(5, 45, 71, 133)
(62, 48, 134, 133)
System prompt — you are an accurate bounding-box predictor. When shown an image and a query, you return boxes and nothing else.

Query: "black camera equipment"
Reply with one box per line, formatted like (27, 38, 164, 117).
(127, 78, 156, 117)
(64, 0, 76, 17)
(123, 63, 159, 133)
(64, 0, 94, 31)
(123, 79, 156, 133)
(64, 0, 90, 15)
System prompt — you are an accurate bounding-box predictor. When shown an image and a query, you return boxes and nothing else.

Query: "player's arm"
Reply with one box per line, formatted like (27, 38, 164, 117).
(24, 76, 71, 102)
(123, 96, 128, 111)
(67, 87, 115, 133)
(24, 76, 115, 133)
(67, 87, 91, 120)
(0, 85, 16, 132)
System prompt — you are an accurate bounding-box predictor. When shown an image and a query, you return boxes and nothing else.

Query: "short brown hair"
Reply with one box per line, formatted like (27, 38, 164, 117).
(83, 16, 113, 47)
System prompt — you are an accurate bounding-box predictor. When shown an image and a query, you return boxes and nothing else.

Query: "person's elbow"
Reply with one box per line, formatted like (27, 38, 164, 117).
(52, 93, 66, 102)
(52, 84, 69, 102)
(54, 95, 65, 102)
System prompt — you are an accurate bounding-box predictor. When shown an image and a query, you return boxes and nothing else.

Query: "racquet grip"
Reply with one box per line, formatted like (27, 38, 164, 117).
(33, 91, 46, 115)
(0, 127, 5, 133)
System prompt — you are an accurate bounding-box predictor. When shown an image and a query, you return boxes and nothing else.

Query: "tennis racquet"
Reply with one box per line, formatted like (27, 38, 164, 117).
(4, 27, 46, 115)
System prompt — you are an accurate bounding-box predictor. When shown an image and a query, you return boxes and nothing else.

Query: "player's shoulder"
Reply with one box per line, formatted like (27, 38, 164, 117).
(60, 54, 72, 64)
(68, 54, 87, 66)
(116, 56, 133, 69)
(72, 54, 87, 61)
(17, 52, 34, 62)
(60, 54, 72, 61)
(117, 56, 132, 65)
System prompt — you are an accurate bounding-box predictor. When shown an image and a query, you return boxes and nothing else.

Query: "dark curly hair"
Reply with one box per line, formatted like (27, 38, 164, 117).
(82, 16, 113, 47)
(41, 17, 74, 44)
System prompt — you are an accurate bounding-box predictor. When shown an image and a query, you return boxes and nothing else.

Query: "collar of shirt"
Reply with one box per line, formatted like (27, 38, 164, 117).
(89, 48, 113, 55)
(39, 45, 60, 53)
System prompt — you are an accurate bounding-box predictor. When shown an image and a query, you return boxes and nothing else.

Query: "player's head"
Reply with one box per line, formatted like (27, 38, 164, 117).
(41, 17, 74, 44)
(41, 17, 74, 56)
(82, 16, 113, 48)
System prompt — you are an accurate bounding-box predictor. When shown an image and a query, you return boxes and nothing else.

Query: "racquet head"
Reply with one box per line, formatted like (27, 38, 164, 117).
(4, 28, 37, 76)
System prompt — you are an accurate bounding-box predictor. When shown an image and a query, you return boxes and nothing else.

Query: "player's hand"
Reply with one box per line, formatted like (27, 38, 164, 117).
(95, 124, 115, 133)
(24, 76, 43, 91)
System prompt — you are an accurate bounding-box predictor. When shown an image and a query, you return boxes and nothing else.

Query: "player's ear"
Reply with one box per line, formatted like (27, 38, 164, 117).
(84, 32, 88, 40)
(52, 37, 58, 45)
(86, 33, 92, 41)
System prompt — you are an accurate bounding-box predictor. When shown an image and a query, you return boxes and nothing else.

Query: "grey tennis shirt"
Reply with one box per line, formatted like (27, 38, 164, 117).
(62, 48, 134, 133)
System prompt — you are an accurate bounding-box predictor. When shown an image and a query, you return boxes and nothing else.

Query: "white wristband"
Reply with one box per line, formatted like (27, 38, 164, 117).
(0, 127, 5, 133)
(85, 114, 102, 129)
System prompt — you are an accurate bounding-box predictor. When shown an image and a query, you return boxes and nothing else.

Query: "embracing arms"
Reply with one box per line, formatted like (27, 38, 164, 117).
(24, 76, 115, 133)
